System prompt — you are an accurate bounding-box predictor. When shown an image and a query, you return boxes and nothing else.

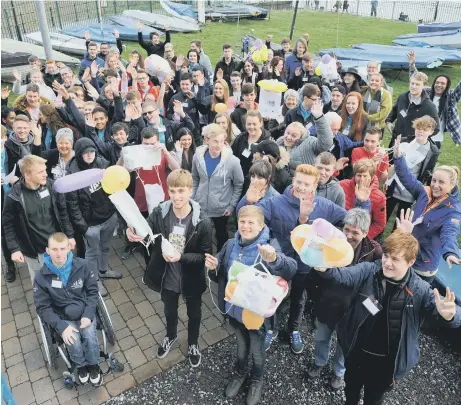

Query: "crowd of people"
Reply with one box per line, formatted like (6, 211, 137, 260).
(1, 24, 461, 405)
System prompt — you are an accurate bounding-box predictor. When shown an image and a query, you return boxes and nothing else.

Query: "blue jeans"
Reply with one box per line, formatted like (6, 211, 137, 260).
(65, 319, 100, 368)
(229, 317, 266, 381)
(314, 319, 345, 377)
(85, 213, 118, 275)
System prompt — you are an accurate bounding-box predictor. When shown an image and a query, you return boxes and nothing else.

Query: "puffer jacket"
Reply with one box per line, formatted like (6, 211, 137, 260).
(317, 262, 461, 380)
(192, 145, 244, 217)
(143, 200, 213, 297)
(340, 176, 386, 239)
(33, 256, 98, 334)
(394, 155, 461, 273)
(237, 185, 371, 274)
(208, 226, 297, 323)
(65, 138, 114, 234)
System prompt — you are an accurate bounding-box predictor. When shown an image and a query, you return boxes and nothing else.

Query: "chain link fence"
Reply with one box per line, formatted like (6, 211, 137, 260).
(1, 0, 461, 43)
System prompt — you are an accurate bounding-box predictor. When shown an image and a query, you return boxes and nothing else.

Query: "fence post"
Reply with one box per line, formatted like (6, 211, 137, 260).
(289, 0, 299, 40)
(3, 8, 14, 39)
(392, 1, 396, 20)
(113, 0, 117, 14)
(433, 0, 439, 22)
(10, 1, 23, 41)
(96, 0, 102, 22)
(55, 1, 63, 30)
(150, 1, 153, 13)
(356, 0, 360, 15)
(74, 3, 78, 21)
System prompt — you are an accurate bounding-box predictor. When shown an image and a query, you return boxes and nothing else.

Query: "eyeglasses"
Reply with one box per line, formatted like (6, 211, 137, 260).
(143, 110, 157, 115)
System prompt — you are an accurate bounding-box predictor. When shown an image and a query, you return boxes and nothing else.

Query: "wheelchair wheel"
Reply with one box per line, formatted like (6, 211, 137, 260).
(38, 317, 57, 369)
(97, 294, 116, 345)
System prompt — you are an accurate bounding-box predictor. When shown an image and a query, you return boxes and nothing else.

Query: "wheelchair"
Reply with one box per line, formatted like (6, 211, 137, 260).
(38, 293, 124, 389)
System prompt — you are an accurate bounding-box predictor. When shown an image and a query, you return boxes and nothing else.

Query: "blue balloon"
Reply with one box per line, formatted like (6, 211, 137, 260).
(300, 247, 323, 267)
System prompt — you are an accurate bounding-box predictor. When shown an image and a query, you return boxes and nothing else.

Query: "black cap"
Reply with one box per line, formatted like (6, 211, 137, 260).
(331, 84, 346, 96)
(81, 145, 97, 154)
(250, 140, 281, 160)
(341, 67, 362, 82)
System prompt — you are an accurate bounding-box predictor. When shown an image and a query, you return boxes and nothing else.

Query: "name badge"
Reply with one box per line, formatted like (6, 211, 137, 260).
(182, 102, 189, 108)
(305, 122, 313, 131)
(242, 149, 251, 158)
(51, 279, 63, 289)
(362, 296, 382, 316)
(173, 225, 185, 236)
(302, 77, 308, 82)
(39, 189, 50, 199)
(158, 126, 166, 132)
(413, 216, 424, 226)
(400, 109, 407, 118)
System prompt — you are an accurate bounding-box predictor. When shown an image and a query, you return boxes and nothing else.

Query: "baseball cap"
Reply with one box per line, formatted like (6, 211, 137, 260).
(251, 140, 281, 160)
(331, 84, 346, 96)
(82, 145, 97, 154)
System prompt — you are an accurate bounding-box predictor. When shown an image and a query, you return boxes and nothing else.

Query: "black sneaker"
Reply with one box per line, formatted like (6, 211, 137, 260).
(5, 262, 16, 283)
(157, 336, 177, 359)
(121, 245, 133, 260)
(188, 344, 201, 368)
(225, 374, 246, 398)
(88, 364, 103, 386)
(77, 366, 89, 384)
(246, 379, 264, 405)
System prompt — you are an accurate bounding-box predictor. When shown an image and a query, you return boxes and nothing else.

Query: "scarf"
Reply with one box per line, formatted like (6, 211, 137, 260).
(9, 133, 34, 158)
(44, 252, 74, 287)
(363, 89, 382, 114)
(298, 103, 312, 121)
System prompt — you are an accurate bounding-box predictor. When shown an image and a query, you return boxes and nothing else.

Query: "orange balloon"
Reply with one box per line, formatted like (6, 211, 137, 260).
(242, 309, 265, 330)
(290, 224, 314, 254)
(322, 237, 354, 267)
(225, 281, 238, 301)
(214, 103, 228, 113)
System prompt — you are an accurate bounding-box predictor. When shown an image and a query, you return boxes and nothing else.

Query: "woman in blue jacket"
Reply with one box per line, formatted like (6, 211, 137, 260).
(394, 135, 461, 282)
(206, 205, 296, 405)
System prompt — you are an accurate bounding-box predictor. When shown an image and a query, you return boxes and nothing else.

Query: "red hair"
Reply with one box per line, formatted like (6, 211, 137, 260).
(340, 92, 368, 141)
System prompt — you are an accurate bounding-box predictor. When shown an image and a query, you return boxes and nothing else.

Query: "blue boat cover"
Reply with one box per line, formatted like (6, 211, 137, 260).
(432, 261, 461, 306)
(109, 15, 164, 36)
(353, 43, 461, 64)
(319, 47, 443, 69)
(63, 27, 117, 44)
(86, 24, 153, 41)
(162, 1, 197, 20)
(396, 29, 461, 40)
(418, 22, 461, 33)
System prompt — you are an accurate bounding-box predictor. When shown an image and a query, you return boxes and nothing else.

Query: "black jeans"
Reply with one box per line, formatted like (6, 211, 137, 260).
(386, 196, 413, 223)
(287, 272, 318, 332)
(161, 289, 202, 346)
(229, 317, 266, 381)
(211, 216, 229, 253)
(344, 350, 395, 405)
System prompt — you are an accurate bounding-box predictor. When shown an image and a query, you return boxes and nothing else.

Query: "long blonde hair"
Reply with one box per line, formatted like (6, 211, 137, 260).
(212, 79, 229, 111)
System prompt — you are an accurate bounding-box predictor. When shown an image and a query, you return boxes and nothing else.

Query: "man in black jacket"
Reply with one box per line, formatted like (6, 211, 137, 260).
(214, 44, 244, 86)
(66, 138, 121, 297)
(127, 169, 213, 368)
(34, 232, 102, 386)
(386, 71, 440, 147)
(309, 209, 382, 390)
(3, 155, 75, 281)
(136, 21, 171, 58)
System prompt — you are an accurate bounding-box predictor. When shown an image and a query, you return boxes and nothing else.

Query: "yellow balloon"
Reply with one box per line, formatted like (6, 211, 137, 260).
(252, 50, 262, 65)
(101, 166, 130, 194)
(290, 224, 314, 254)
(225, 280, 238, 301)
(260, 46, 268, 62)
(315, 65, 321, 76)
(242, 309, 265, 330)
(214, 103, 228, 113)
(321, 237, 354, 267)
(257, 79, 287, 93)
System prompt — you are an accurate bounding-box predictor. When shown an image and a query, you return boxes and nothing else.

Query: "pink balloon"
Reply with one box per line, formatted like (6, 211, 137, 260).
(322, 54, 331, 64)
(54, 169, 104, 193)
(312, 218, 338, 239)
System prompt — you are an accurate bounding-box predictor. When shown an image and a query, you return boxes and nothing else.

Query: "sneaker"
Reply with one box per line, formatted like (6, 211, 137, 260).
(121, 245, 133, 260)
(188, 344, 201, 368)
(290, 331, 304, 354)
(77, 366, 89, 384)
(97, 280, 108, 297)
(225, 374, 246, 399)
(5, 262, 16, 283)
(308, 364, 324, 378)
(330, 374, 344, 390)
(88, 365, 103, 386)
(157, 336, 177, 359)
(246, 379, 264, 405)
(263, 330, 278, 352)
(99, 269, 122, 280)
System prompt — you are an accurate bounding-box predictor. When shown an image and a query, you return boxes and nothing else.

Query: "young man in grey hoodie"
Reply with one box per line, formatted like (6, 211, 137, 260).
(314, 152, 345, 208)
(192, 124, 244, 251)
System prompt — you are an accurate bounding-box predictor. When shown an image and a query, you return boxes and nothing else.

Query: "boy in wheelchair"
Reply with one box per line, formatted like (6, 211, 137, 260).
(33, 232, 102, 386)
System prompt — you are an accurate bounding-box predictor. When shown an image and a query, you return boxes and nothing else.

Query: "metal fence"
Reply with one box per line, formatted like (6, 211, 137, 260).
(1, 0, 461, 43)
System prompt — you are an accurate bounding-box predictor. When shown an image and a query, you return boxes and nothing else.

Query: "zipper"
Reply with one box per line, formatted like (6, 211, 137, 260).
(393, 292, 409, 382)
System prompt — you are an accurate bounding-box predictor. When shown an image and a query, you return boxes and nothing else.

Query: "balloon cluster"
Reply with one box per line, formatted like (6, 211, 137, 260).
(248, 39, 268, 66)
(144, 54, 172, 82)
(291, 219, 354, 268)
(225, 263, 289, 330)
(315, 53, 340, 84)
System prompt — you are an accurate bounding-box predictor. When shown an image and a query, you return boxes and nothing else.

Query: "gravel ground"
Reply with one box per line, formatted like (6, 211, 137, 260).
(108, 302, 461, 405)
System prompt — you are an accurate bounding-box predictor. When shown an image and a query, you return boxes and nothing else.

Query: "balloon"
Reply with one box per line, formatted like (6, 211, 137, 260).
(290, 224, 314, 253)
(214, 103, 228, 113)
(260, 46, 268, 62)
(300, 247, 323, 267)
(312, 218, 342, 239)
(322, 238, 354, 267)
(144, 54, 172, 82)
(228, 262, 247, 279)
(242, 309, 265, 330)
(321, 53, 331, 64)
(254, 39, 263, 50)
(101, 166, 130, 194)
(315, 65, 321, 76)
(257, 80, 288, 93)
(54, 169, 104, 193)
(252, 49, 262, 65)
(227, 96, 237, 109)
(225, 280, 238, 301)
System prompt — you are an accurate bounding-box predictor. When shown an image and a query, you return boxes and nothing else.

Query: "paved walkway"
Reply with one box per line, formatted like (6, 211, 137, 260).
(1, 238, 230, 405)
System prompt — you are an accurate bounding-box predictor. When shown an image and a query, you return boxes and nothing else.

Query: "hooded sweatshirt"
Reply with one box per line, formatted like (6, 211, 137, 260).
(43, 252, 73, 287)
(317, 177, 345, 208)
(192, 145, 244, 217)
